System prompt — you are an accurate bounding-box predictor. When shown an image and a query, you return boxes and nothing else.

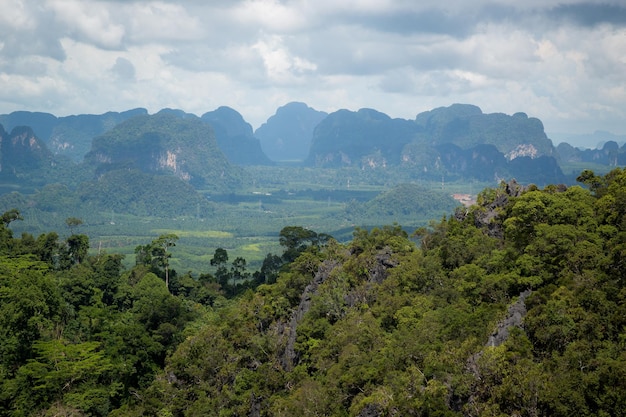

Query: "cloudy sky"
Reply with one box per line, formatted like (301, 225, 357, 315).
(1, 0, 625, 144)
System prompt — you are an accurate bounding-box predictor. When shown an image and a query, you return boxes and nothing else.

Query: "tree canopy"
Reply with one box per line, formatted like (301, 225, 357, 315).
(2, 168, 626, 416)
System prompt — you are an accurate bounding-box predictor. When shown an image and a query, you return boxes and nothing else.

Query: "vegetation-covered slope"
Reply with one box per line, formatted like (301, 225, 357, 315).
(414, 104, 555, 158)
(307, 108, 420, 167)
(2, 168, 625, 416)
(306, 104, 565, 185)
(85, 111, 242, 191)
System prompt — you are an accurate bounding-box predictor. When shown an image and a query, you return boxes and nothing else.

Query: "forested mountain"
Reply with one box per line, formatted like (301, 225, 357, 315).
(255, 102, 328, 161)
(3, 103, 621, 186)
(1, 168, 625, 416)
(0, 124, 83, 192)
(414, 104, 555, 158)
(0, 125, 53, 173)
(306, 105, 565, 185)
(307, 108, 420, 167)
(0, 108, 148, 161)
(201, 107, 272, 165)
(85, 111, 242, 191)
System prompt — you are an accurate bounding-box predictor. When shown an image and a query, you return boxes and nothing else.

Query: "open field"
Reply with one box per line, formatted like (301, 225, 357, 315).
(4, 165, 499, 275)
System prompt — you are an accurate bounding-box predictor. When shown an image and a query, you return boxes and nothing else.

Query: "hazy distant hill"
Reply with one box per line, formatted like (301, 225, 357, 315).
(306, 104, 565, 184)
(77, 168, 215, 218)
(414, 103, 555, 158)
(551, 130, 626, 149)
(0, 124, 54, 178)
(85, 111, 242, 191)
(557, 140, 626, 166)
(0, 108, 148, 162)
(255, 102, 328, 161)
(201, 107, 272, 165)
(307, 108, 420, 167)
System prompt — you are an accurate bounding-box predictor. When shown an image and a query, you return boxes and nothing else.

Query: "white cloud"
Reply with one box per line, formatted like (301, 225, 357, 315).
(232, 0, 308, 32)
(127, 2, 204, 43)
(0, 0, 35, 29)
(252, 35, 317, 84)
(47, 0, 126, 49)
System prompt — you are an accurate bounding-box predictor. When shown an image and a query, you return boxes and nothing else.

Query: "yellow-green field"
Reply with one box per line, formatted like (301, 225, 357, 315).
(150, 229, 234, 239)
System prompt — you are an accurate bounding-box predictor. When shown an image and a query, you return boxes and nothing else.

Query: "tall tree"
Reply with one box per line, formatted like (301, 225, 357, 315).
(211, 248, 230, 290)
(151, 234, 179, 291)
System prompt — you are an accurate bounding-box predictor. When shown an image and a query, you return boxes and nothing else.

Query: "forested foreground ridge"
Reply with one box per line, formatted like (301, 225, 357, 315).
(1, 169, 626, 416)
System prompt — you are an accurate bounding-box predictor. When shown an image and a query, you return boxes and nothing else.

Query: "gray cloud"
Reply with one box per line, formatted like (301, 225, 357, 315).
(548, 3, 626, 27)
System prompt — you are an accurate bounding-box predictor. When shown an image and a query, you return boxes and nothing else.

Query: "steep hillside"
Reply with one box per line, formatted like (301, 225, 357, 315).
(110, 168, 624, 416)
(255, 102, 328, 161)
(0, 125, 81, 192)
(85, 111, 242, 191)
(0, 125, 53, 174)
(307, 108, 420, 167)
(2, 169, 626, 416)
(415, 104, 555, 158)
(201, 107, 272, 165)
(306, 106, 565, 185)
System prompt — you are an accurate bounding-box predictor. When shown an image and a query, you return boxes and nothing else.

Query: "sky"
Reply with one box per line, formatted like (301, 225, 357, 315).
(0, 0, 625, 146)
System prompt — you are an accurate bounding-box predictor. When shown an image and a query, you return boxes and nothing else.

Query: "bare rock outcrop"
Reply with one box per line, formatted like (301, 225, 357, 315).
(487, 289, 531, 347)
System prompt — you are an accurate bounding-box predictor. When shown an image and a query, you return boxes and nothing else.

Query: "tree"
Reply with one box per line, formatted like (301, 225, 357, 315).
(1, 208, 22, 226)
(211, 248, 230, 290)
(576, 169, 605, 195)
(279, 226, 320, 262)
(65, 234, 90, 266)
(151, 234, 179, 291)
(0, 209, 22, 254)
(65, 217, 83, 234)
(253, 253, 283, 285)
(230, 257, 249, 284)
(35, 232, 60, 266)
(210, 247, 229, 267)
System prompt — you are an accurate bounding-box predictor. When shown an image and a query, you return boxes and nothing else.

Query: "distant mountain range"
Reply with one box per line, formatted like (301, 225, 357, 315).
(306, 104, 565, 184)
(0, 108, 147, 162)
(1, 102, 624, 191)
(557, 140, 626, 167)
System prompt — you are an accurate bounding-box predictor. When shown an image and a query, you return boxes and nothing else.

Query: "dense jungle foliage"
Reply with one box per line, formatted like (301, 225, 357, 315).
(1, 168, 626, 416)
